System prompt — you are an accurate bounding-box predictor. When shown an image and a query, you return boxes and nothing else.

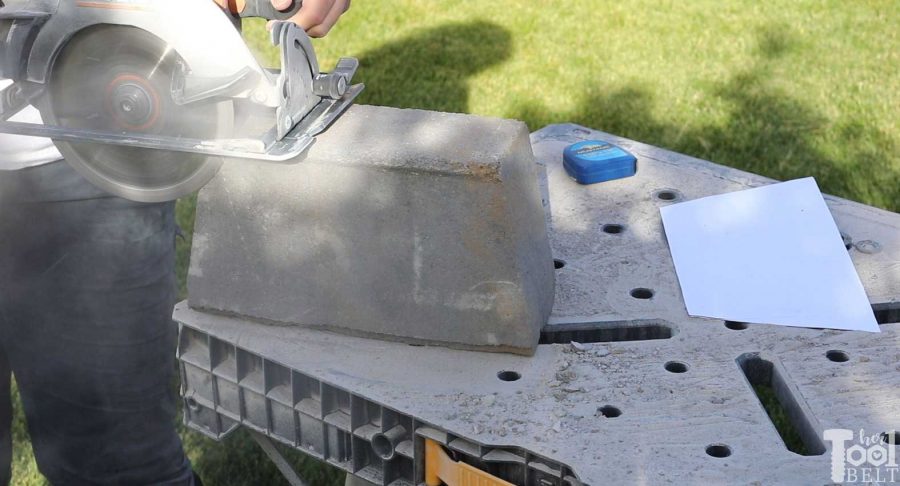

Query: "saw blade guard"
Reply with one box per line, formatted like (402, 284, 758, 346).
(22, 0, 273, 101)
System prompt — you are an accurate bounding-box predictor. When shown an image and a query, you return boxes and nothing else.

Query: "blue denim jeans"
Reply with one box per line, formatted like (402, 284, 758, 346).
(0, 161, 194, 485)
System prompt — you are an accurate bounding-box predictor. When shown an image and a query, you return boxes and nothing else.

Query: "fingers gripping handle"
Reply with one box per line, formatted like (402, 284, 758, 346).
(239, 0, 303, 21)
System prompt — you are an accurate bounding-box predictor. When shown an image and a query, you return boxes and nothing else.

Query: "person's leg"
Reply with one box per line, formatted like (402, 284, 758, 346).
(0, 161, 194, 484)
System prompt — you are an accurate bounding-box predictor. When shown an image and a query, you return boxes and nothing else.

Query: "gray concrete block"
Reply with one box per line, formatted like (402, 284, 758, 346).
(187, 105, 555, 355)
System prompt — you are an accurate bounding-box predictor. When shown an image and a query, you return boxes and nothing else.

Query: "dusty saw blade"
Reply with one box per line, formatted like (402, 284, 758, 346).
(40, 26, 233, 203)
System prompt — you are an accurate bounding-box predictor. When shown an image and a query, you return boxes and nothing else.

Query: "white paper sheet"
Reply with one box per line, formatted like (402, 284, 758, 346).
(660, 177, 879, 332)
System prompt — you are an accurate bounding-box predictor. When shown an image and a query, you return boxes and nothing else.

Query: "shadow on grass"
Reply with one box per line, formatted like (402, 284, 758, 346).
(510, 26, 900, 213)
(354, 21, 512, 113)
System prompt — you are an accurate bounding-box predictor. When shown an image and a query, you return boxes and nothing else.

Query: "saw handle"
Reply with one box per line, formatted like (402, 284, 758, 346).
(239, 0, 304, 21)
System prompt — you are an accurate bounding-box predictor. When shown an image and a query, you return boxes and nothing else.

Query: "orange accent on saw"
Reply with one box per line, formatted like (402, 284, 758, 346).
(229, 0, 247, 14)
(104, 74, 162, 132)
(212, 0, 246, 14)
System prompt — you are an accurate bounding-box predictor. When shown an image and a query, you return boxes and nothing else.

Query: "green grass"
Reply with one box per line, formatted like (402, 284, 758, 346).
(752, 384, 809, 456)
(11, 0, 899, 483)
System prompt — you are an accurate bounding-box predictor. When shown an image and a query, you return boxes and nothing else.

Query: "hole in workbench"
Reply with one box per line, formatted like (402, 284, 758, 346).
(540, 321, 673, 344)
(597, 405, 621, 418)
(882, 431, 899, 446)
(371, 433, 394, 460)
(826, 350, 849, 362)
(664, 361, 689, 373)
(630, 288, 654, 299)
(553, 259, 566, 269)
(873, 302, 900, 325)
(725, 321, 749, 330)
(602, 224, 624, 234)
(705, 444, 732, 458)
(736, 353, 825, 456)
(653, 189, 682, 202)
(497, 370, 521, 382)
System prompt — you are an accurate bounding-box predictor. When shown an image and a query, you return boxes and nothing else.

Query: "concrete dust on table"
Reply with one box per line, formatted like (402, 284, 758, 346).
(178, 122, 900, 485)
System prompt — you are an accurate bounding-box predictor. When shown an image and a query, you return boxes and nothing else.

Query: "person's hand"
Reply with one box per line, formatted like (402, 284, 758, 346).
(269, 0, 350, 37)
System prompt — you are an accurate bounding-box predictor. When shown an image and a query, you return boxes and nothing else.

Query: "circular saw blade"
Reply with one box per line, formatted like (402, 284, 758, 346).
(40, 26, 232, 203)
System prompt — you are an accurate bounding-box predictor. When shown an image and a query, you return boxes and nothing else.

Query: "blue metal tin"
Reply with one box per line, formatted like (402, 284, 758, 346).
(563, 140, 637, 184)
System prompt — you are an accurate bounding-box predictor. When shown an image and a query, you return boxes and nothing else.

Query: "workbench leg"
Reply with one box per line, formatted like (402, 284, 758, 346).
(345, 473, 377, 486)
(248, 430, 308, 486)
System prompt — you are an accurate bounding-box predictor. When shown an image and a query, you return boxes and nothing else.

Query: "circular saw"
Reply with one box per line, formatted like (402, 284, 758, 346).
(0, 0, 363, 202)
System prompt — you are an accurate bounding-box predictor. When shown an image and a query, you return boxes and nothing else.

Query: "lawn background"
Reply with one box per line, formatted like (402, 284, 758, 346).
(10, 0, 899, 483)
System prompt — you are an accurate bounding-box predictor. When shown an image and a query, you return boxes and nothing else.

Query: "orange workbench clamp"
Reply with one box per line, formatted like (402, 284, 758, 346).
(424, 439, 516, 486)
